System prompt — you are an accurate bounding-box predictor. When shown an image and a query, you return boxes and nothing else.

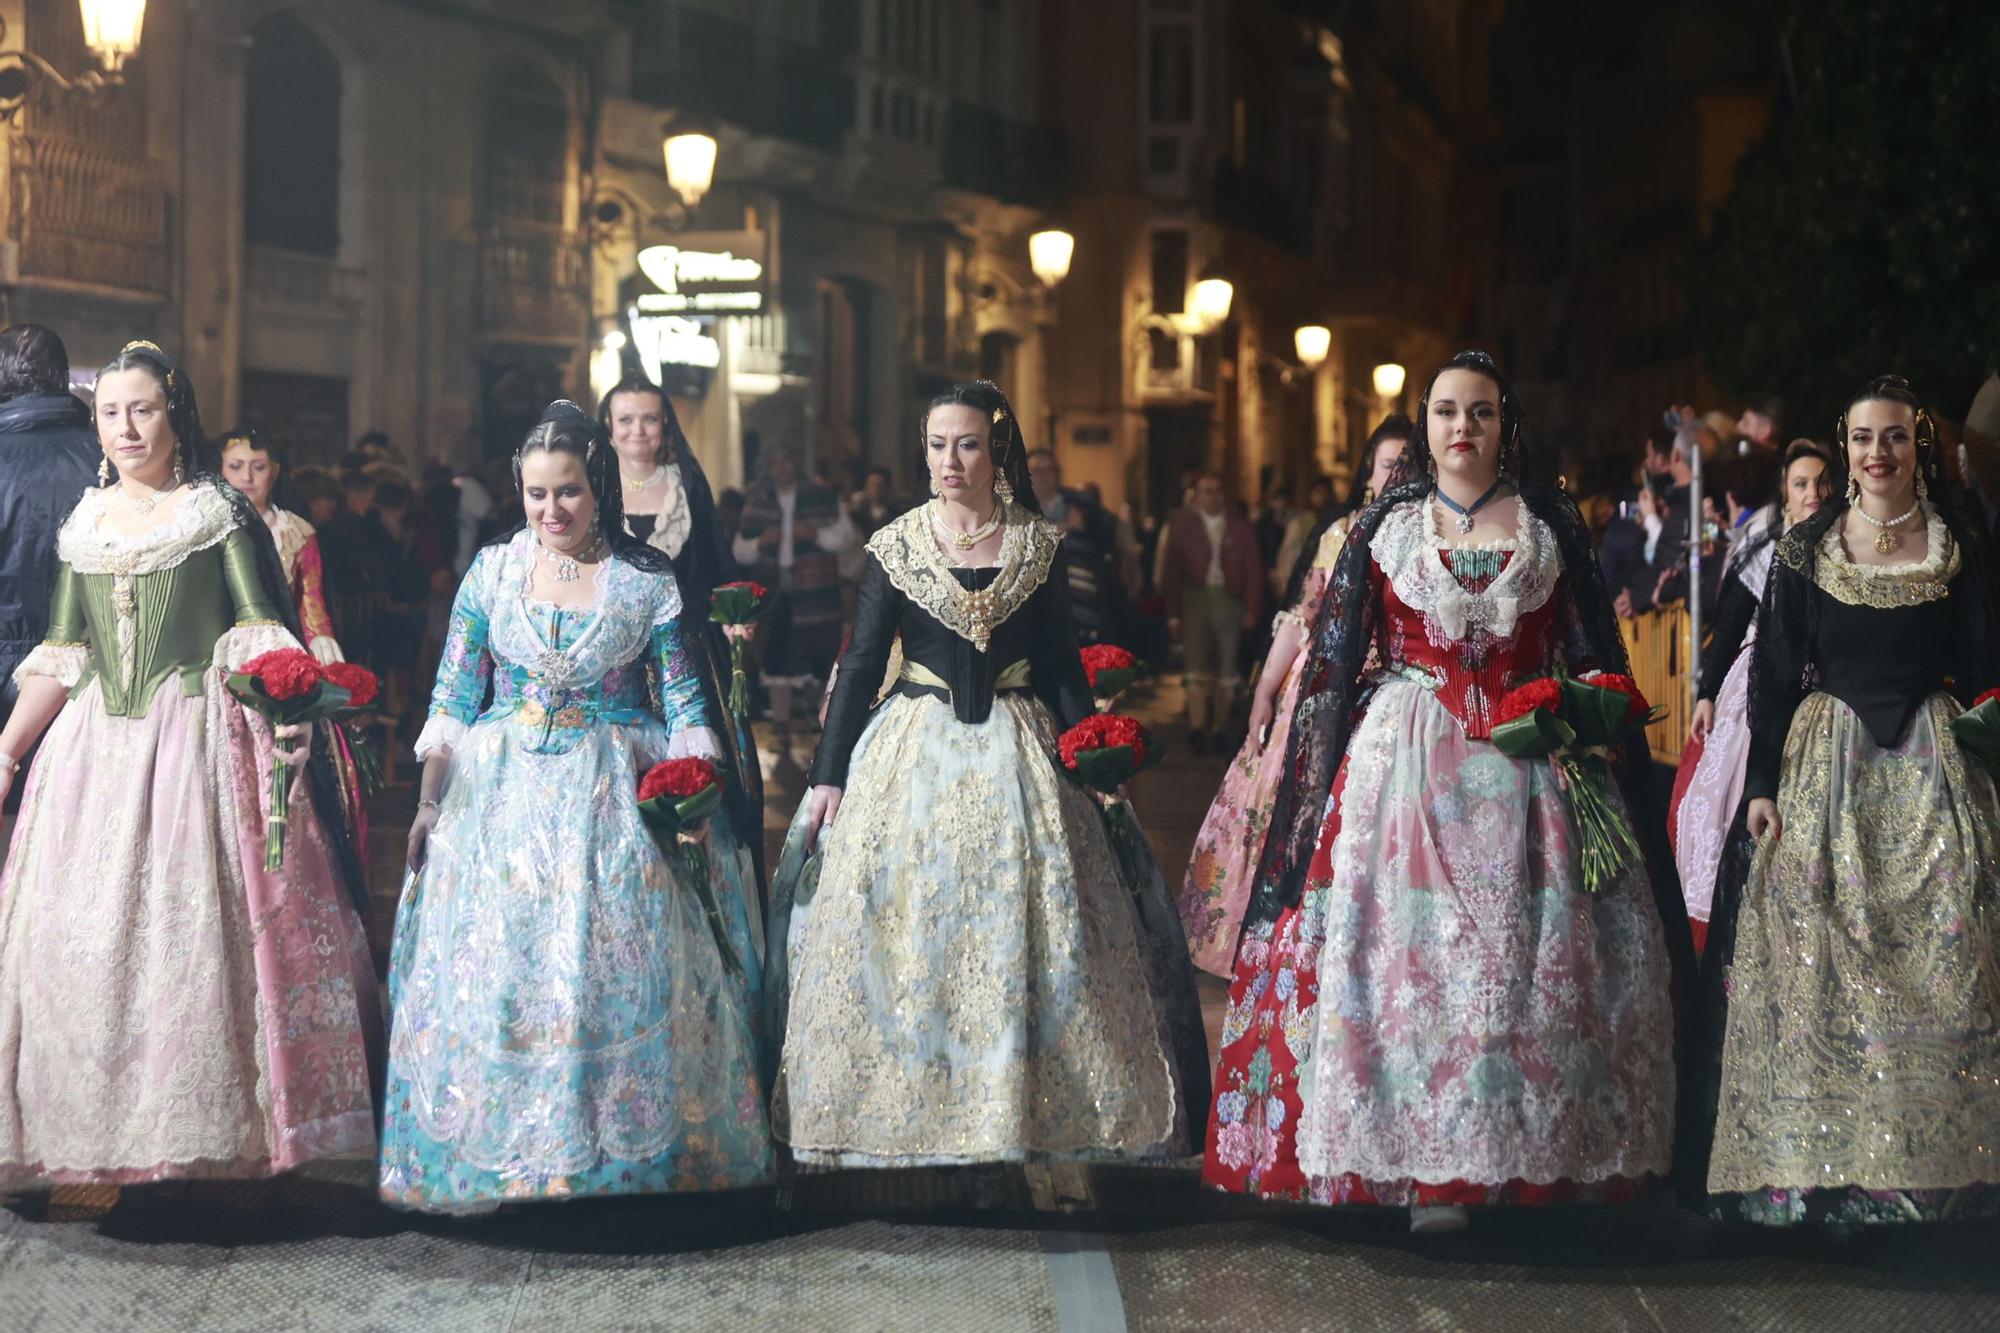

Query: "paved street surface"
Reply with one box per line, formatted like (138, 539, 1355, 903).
(5, 678, 1999, 1330)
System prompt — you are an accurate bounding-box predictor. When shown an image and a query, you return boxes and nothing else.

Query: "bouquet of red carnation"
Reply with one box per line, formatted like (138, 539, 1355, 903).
(708, 581, 773, 728)
(1059, 713, 1166, 894)
(1952, 687, 2000, 778)
(1490, 670, 1665, 895)
(636, 757, 740, 974)
(320, 661, 386, 796)
(1080, 644, 1144, 709)
(227, 647, 355, 870)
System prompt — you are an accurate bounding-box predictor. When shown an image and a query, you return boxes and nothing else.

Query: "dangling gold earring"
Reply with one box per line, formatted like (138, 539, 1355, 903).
(929, 473, 942, 499)
(1844, 475, 1860, 505)
(98, 456, 111, 485)
(994, 471, 1014, 505)
(1916, 468, 1930, 503)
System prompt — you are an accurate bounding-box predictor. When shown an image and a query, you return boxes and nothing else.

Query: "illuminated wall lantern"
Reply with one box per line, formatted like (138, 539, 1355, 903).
(1293, 325, 1331, 370)
(80, 0, 147, 72)
(662, 131, 718, 208)
(1372, 362, 1406, 399)
(1190, 276, 1234, 333)
(1028, 229, 1075, 289)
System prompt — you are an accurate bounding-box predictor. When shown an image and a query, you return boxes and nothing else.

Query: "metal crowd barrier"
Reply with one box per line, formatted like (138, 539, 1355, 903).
(1618, 600, 1693, 768)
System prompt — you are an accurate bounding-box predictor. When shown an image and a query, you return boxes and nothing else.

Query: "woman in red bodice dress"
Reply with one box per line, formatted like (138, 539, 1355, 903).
(1203, 351, 1692, 1232)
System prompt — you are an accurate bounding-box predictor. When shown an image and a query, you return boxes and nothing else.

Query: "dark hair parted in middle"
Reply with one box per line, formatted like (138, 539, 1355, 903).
(919, 379, 1041, 518)
(506, 399, 670, 573)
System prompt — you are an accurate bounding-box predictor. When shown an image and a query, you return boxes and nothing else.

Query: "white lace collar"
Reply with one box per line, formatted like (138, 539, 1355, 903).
(58, 480, 240, 577)
(1371, 496, 1558, 642)
(627, 463, 693, 560)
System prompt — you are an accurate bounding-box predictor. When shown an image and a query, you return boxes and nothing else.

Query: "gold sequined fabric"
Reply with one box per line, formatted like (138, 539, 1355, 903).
(866, 504, 1060, 652)
(1708, 690, 2000, 1194)
(773, 691, 1179, 1166)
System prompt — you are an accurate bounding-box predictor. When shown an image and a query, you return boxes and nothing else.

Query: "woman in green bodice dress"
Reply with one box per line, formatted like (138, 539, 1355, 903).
(0, 340, 378, 1188)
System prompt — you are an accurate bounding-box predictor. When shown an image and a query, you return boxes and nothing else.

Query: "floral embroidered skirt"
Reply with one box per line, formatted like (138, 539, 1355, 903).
(1204, 679, 1676, 1205)
(767, 692, 1200, 1168)
(378, 719, 772, 1213)
(0, 678, 380, 1186)
(1674, 647, 1755, 954)
(1179, 656, 1305, 976)
(1704, 691, 2000, 1227)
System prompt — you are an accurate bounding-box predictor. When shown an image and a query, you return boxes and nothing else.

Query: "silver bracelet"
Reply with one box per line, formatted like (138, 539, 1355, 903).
(416, 797, 441, 812)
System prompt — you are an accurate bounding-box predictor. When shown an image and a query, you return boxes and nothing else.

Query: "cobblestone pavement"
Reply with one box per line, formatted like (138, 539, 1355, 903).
(4, 679, 1998, 1331)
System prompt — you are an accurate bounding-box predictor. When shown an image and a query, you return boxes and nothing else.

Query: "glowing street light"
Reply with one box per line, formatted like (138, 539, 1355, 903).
(80, 0, 147, 72)
(663, 130, 718, 208)
(1294, 325, 1331, 370)
(1372, 362, 1406, 399)
(1190, 276, 1234, 333)
(1028, 229, 1075, 289)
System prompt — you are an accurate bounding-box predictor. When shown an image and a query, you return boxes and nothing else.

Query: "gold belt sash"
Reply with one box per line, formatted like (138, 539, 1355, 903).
(900, 658, 1031, 695)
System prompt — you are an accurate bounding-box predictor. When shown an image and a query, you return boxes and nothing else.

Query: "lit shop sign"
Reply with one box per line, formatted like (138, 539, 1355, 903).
(629, 308, 720, 383)
(634, 231, 768, 314)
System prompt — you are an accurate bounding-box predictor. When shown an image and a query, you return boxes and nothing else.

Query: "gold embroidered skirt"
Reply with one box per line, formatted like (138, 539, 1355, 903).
(1708, 691, 2000, 1201)
(771, 692, 1182, 1167)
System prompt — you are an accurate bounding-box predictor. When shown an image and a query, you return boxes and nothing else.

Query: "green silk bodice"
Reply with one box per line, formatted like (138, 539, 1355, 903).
(44, 526, 285, 717)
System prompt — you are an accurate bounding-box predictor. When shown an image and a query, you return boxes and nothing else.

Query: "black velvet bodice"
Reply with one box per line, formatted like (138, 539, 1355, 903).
(809, 551, 1094, 789)
(1806, 584, 1955, 751)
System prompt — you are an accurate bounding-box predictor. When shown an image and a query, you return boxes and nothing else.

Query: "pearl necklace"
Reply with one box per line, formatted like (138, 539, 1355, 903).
(624, 465, 667, 492)
(117, 480, 182, 515)
(537, 532, 604, 583)
(929, 499, 1003, 551)
(1851, 497, 1922, 555)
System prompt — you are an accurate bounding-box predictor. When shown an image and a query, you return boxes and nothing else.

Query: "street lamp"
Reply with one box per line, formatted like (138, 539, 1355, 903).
(1190, 275, 1234, 334)
(1294, 325, 1331, 370)
(80, 0, 147, 71)
(1372, 361, 1406, 399)
(1028, 229, 1074, 289)
(662, 129, 718, 209)
(0, 0, 147, 122)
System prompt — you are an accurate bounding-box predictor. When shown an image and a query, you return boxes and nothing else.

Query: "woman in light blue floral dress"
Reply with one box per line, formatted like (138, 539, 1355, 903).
(379, 401, 771, 1213)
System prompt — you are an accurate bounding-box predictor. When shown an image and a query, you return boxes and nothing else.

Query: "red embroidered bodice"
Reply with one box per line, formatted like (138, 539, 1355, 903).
(1364, 501, 1581, 739)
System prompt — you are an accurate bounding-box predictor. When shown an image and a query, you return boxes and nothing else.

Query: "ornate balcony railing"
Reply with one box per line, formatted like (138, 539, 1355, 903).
(476, 223, 589, 344)
(247, 246, 368, 313)
(7, 131, 169, 296)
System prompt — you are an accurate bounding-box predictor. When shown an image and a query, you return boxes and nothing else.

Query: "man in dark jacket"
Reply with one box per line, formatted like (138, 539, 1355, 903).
(1161, 471, 1264, 753)
(0, 324, 100, 809)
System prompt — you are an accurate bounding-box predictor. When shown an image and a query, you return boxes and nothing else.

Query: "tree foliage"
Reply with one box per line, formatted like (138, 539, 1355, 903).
(1690, 1, 2000, 433)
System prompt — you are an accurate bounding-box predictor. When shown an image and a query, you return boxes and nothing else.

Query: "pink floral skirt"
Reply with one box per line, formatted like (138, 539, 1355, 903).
(0, 676, 380, 1186)
(1178, 657, 1304, 975)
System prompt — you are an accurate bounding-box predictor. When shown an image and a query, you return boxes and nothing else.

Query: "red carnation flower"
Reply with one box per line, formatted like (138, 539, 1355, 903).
(718, 580, 769, 601)
(241, 648, 324, 701)
(322, 661, 380, 709)
(639, 756, 720, 804)
(1059, 712, 1148, 770)
(1974, 687, 2000, 710)
(1494, 677, 1562, 727)
(1079, 643, 1137, 688)
(1585, 672, 1654, 724)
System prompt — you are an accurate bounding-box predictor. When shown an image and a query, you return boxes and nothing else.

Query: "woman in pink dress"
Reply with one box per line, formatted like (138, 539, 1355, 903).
(218, 429, 344, 663)
(219, 428, 370, 854)
(1203, 351, 1691, 1233)
(1178, 415, 1411, 975)
(0, 342, 378, 1188)
(1672, 439, 1829, 952)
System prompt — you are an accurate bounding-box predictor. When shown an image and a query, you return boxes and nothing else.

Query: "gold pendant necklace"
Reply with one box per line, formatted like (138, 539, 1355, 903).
(624, 466, 666, 492)
(1851, 498, 1920, 555)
